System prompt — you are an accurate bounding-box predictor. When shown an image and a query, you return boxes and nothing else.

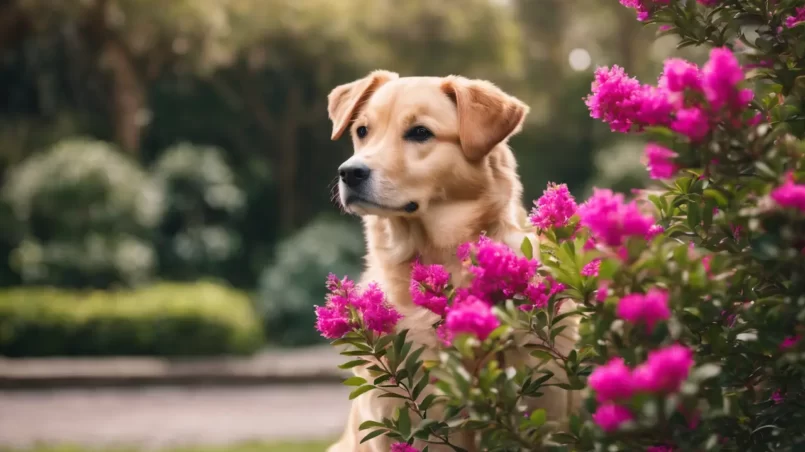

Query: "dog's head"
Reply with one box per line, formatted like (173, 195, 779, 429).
(327, 71, 529, 218)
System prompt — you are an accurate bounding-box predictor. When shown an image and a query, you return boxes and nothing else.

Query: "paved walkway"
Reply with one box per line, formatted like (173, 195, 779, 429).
(0, 346, 348, 388)
(0, 384, 350, 449)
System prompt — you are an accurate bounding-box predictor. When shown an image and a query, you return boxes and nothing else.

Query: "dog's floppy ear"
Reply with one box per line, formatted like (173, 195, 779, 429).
(441, 76, 529, 161)
(327, 70, 399, 140)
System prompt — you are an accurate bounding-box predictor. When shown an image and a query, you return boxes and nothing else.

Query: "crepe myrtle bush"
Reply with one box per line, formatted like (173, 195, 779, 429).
(314, 1, 805, 450)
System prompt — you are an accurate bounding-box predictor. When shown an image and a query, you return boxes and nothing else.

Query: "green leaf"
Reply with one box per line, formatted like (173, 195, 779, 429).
(413, 419, 439, 439)
(378, 392, 408, 399)
(360, 429, 387, 444)
(338, 359, 368, 369)
(687, 201, 701, 230)
(349, 385, 375, 399)
(419, 394, 439, 411)
(404, 346, 426, 375)
(374, 335, 395, 351)
(550, 432, 578, 444)
(521, 236, 534, 259)
(359, 421, 386, 431)
(397, 406, 411, 438)
(530, 349, 553, 363)
(343, 376, 367, 386)
(413, 375, 429, 400)
(530, 409, 547, 428)
(394, 329, 409, 358)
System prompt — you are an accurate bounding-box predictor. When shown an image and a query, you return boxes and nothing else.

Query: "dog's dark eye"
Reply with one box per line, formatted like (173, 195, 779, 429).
(356, 126, 368, 138)
(404, 126, 433, 143)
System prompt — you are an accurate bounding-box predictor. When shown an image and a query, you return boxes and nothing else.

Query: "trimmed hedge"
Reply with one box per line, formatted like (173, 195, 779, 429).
(0, 282, 264, 357)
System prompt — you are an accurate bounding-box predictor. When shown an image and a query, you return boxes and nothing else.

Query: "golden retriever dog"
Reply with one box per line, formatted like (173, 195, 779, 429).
(326, 71, 579, 452)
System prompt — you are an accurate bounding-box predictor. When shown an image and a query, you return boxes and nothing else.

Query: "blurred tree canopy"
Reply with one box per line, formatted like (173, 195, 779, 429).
(0, 0, 693, 336)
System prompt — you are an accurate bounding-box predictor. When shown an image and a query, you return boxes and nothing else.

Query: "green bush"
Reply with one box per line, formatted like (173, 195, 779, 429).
(0, 282, 264, 356)
(151, 143, 246, 281)
(258, 215, 364, 346)
(2, 137, 163, 288)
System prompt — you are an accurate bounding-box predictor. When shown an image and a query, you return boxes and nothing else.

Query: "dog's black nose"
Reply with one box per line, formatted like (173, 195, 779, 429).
(339, 163, 371, 188)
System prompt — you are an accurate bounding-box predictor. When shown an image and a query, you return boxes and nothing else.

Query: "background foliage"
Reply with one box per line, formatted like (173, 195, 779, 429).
(0, 0, 702, 351)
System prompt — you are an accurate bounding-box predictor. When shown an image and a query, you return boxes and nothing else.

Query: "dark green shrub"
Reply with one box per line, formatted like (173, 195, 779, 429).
(2, 137, 163, 288)
(0, 282, 264, 356)
(257, 215, 364, 346)
(151, 143, 246, 281)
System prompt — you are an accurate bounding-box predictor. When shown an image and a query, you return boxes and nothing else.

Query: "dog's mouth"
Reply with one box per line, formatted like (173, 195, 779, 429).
(345, 195, 419, 214)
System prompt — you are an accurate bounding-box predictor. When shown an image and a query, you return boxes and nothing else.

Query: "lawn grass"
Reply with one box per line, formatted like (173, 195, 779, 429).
(0, 440, 332, 452)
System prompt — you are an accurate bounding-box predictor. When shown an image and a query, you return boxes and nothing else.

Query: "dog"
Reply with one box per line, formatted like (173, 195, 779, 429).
(326, 71, 579, 452)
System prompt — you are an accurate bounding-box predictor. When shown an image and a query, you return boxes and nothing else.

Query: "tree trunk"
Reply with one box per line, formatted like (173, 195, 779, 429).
(82, 0, 146, 155)
(276, 83, 301, 233)
(101, 37, 146, 154)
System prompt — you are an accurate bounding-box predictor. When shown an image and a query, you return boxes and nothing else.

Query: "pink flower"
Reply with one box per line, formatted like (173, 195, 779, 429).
(391, 443, 420, 452)
(632, 85, 674, 126)
(771, 390, 784, 404)
(672, 107, 710, 141)
(702, 255, 713, 276)
(589, 358, 635, 402)
(646, 224, 665, 240)
(521, 277, 565, 310)
(619, 0, 670, 21)
(659, 59, 701, 93)
(529, 183, 578, 229)
(633, 344, 695, 393)
(592, 403, 633, 432)
(315, 275, 402, 338)
(314, 302, 354, 340)
(596, 280, 610, 302)
(315, 275, 359, 339)
(644, 144, 678, 179)
(771, 173, 805, 211)
(780, 335, 801, 350)
(702, 48, 746, 111)
(354, 283, 402, 335)
(410, 260, 450, 316)
(581, 259, 601, 277)
(616, 288, 671, 331)
(578, 188, 655, 247)
(444, 296, 500, 343)
(585, 65, 643, 132)
(784, 7, 805, 28)
(697, 0, 720, 6)
(465, 237, 540, 301)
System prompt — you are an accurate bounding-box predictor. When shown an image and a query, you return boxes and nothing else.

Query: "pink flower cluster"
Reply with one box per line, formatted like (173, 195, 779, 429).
(586, 48, 753, 180)
(644, 144, 678, 180)
(784, 7, 805, 29)
(581, 259, 601, 277)
(589, 345, 695, 431)
(410, 260, 450, 316)
(618, 0, 669, 21)
(616, 288, 672, 331)
(391, 443, 420, 452)
(578, 188, 656, 247)
(465, 236, 540, 301)
(529, 183, 578, 229)
(521, 276, 566, 311)
(443, 296, 500, 343)
(619, 0, 720, 22)
(771, 173, 805, 212)
(314, 274, 401, 339)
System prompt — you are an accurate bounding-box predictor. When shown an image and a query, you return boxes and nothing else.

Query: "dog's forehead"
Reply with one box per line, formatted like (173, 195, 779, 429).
(366, 77, 456, 117)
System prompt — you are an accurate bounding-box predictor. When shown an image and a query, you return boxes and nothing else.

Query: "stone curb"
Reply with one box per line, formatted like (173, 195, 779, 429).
(0, 346, 350, 390)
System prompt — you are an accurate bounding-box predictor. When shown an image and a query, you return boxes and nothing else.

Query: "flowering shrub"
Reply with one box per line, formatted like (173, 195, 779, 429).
(316, 1, 805, 450)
